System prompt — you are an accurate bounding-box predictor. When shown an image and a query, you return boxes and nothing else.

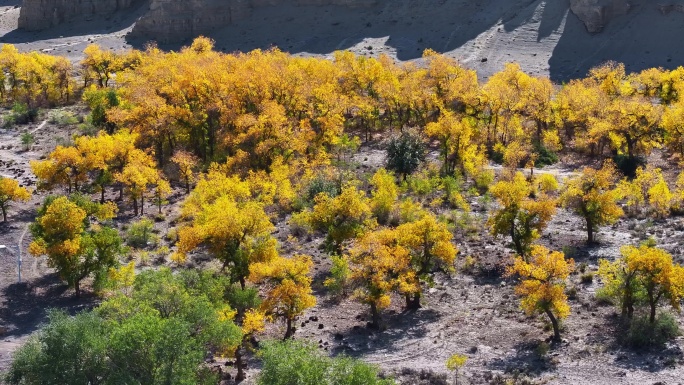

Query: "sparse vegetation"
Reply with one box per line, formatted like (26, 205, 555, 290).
(4, 37, 684, 385)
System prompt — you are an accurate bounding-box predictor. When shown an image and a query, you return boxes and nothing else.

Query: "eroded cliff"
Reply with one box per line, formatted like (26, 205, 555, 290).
(19, 0, 142, 31)
(17, 0, 684, 43)
(130, 0, 377, 43)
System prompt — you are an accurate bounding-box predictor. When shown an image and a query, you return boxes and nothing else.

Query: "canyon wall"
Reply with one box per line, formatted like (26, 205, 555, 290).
(569, 0, 631, 33)
(18, 0, 141, 31)
(18, 0, 684, 42)
(130, 0, 377, 43)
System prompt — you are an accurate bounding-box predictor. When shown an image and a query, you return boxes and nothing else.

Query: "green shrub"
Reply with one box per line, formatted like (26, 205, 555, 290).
(126, 218, 157, 248)
(474, 169, 495, 193)
(580, 272, 594, 284)
(324, 254, 350, 297)
(258, 340, 394, 385)
(48, 110, 79, 126)
(622, 313, 680, 349)
(386, 130, 426, 180)
(20, 132, 34, 151)
(613, 154, 645, 178)
(306, 176, 340, 203)
(4, 103, 38, 127)
(533, 145, 559, 167)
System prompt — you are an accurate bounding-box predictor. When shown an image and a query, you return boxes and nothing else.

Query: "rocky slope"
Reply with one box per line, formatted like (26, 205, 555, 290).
(129, 0, 377, 43)
(17, 0, 684, 41)
(18, 0, 142, 31)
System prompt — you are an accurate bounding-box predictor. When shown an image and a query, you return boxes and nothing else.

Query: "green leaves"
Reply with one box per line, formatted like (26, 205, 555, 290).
(257, 340, 394, 385)
(5, 269, 243, 385)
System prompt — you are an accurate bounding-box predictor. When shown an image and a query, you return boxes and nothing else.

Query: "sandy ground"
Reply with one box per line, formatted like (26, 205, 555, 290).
(0, 0, 682, 81)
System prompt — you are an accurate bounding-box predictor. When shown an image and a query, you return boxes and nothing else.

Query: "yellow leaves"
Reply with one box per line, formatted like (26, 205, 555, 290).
(170, 150, 199, 192)
(535, 174, 559, 194)
(507, 245, 574, 320)
(249, 255, 316, 332)
(39, 197, 87, 242)
(489, 172, 556, 255)
(600, 244, 684, 317)
(106, 262, 136, 296)
(396, 212, 457, 272)
(561, 162, 623, 242)
(347, 228, 413, 311)
(425, 110, 484, 177)
(177, 170, 276, 285)
(217, 305, 237, 322)
(0, 176, 31, 221)
(27, 239, 47, 257)
(242, 309, 266, 335)
(446, 354, 468, 372)
(306, 184, 373, 251)
(370, 168, 398, 223)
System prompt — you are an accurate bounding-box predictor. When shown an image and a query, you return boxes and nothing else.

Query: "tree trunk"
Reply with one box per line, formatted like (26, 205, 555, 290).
(648, 290, 657, 324)
(74, 280, 81, 298)
(100, 186, 106, 204)
(185, 177, 190, 194)
(406, 292, 421, 310)
(1, 206, 6, 222)
(545, 308, 561, 342)
(370, 302, 381, 329)
(621, 286, 634, 319)
(235, 345, 245, 383)
(284, 317, 294, 340)
(140, 195, 145, 216)
(132, 198, 138, 216)
(586, 217, 594, 244)
(650, 302, 657, 324)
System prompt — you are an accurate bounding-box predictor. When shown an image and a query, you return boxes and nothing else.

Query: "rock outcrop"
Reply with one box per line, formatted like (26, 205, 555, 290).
(130, 0, 377, 43)
(658, 1, 684, 14)
(569, 0, 631, 33)
(19, 0, 142, 31)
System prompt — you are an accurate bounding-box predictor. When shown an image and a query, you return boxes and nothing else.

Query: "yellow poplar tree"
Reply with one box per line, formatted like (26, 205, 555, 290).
(506, 245, 575, 341)
(347, 228, 414, 329)
(396, 212, 457, 309)
(488, 172, 556, 257)
(249, 254, 316, 339)
(561, 162, 623, 244)
(0, 176, 31, 222)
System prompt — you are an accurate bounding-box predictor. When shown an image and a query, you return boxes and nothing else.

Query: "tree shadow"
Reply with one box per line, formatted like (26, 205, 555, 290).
(329, 307, 441, 358)
(592, 312, 684, 373)
(0, 273, 98, 337)
(486, 339, 557, 376)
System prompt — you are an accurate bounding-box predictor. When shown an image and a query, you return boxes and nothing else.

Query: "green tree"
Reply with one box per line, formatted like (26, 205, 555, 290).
(29, 195, 120, 297)
(386, 130, 426, 180)
(5, 269, 243, 385)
